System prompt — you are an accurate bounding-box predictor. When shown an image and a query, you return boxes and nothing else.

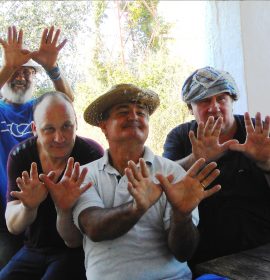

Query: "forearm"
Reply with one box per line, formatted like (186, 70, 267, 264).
(79, 202, 143, 242)
(256, 159, 270, 173)
(56, 208, 83, 248)
(43, 63, 74, 101)
(5, 202, 38, 235)
(176, 153, 196, 171)
(256, 159, 270, 186)
(52, 75, 74, 101)
(168, 212, 199, 262)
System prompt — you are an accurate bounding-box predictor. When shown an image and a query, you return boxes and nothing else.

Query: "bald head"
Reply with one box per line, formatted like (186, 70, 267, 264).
(33, 91, 75, 122)
(32, 91, 77, 160)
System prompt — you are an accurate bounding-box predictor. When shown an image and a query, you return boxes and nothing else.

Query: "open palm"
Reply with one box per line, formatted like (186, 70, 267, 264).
(40, 157, 92, 211)
(11, 162, 48, 210)
(230, 112, 270, 166)
(156, 158, 221, 215)
(190, 116, 238, 162)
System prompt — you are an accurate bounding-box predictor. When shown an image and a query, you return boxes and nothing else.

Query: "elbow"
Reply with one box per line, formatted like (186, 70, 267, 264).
(79, 211, 104, 242)
(84, 227, 104, 242)
(173, 248, 196, 263)
(64, 240, 82, 248)
(169, 235, 199, 262)
(6, 223, 24, 235)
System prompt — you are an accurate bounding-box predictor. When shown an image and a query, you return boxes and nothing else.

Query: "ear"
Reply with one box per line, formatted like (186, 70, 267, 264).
(99, 121, 109, 140)
(187, 104, 194, 115)
(99, 121, 107, 134)
(75, 115, 78, 131)
(31, 121, 38, 136)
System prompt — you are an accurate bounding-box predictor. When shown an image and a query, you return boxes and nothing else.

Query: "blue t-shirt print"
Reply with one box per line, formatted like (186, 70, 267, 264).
(0, 120, 32, 138)
(0, 99, 34, 219)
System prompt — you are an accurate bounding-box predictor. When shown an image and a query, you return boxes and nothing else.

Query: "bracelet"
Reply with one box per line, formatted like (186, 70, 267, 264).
(46, 65, 61, 81)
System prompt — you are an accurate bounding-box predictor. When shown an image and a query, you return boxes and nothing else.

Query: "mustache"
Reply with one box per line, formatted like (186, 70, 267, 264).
(11, 80, 27, 86)
(123, 120, 141, 128)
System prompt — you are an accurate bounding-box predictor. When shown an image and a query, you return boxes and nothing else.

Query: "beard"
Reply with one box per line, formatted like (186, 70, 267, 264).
(1, 81, 34, 104)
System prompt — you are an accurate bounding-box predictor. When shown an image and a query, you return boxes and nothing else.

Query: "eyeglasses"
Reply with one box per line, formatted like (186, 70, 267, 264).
(14, 67, 36, 78)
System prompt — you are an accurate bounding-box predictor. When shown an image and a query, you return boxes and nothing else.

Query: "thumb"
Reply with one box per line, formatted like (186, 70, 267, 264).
(47, 171, 57, 182)
(155, 173, 170, 193)
(39, 173, 54, 189)
(229, 143, 246, 153)
(221, 139, 239, 151)
(21, 49, 31, 55)
(30, 50, 39, 60)
(80, 182, 93, 194)
(167, 174, 174, 183)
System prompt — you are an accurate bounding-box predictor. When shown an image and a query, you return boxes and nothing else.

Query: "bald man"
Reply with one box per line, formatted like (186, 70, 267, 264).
(0, 91, 103, 280)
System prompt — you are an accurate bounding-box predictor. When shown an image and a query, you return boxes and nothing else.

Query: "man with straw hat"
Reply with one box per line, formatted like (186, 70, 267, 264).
(45, 83, 221, 280)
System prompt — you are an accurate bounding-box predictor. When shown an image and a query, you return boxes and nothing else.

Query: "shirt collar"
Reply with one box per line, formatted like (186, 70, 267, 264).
(98, 146, 154, 172)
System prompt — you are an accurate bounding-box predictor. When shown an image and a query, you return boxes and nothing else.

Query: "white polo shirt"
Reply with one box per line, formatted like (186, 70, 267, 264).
(73, 147, 199, 280)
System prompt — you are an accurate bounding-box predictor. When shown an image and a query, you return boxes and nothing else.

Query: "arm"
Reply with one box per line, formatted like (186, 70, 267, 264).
(40, 158, 92, 247)
(0, 26, 32, 88)
(156, 158, 221, 261)
(31, 26, 74, 101)
(175, 154, 196, 171)
(5, 162, 48, 234)
(79, 159, 163, 242)
(79, 202, 141, 242)
(6, 200, 38, 235)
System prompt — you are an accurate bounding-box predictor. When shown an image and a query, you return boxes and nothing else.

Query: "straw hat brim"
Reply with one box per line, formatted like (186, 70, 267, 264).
(84, 84, 160, 126)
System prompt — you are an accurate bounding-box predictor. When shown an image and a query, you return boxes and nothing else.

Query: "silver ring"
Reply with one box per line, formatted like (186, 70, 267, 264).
(200, 182, 207, 189)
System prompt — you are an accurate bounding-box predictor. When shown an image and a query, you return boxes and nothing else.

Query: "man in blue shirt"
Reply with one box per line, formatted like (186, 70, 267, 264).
(0, 26, 74, 269)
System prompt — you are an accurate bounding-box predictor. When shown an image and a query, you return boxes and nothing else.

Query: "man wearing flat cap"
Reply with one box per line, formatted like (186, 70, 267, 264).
(48, 83, 221, 279)
(163, 66, 270, 268)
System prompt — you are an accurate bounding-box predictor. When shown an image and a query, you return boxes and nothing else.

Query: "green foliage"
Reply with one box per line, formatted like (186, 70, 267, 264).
(125, 0, 171, 52)
(0, 1, 194, 154)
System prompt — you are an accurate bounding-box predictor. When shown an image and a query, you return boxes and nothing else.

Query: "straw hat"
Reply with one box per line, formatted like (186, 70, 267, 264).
(84, 83, 160, 126)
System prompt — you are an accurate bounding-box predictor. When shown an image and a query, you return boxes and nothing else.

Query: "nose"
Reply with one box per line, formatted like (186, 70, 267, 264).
(207, 98, 220, 113)
(15, 71, 26, 81)
(127, 109, 138, 120)
(54, 130, 65, 143)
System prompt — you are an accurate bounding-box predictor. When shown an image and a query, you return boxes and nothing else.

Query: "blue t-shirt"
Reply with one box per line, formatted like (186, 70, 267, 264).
(0, 99, 34, 224)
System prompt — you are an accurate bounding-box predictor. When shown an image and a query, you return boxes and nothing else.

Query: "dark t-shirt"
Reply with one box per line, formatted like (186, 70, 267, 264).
(7, 136, 103, 249)
(163, 115, 270, 265)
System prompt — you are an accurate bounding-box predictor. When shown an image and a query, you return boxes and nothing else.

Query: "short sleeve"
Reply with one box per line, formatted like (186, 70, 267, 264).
(73, 182, 105, 230)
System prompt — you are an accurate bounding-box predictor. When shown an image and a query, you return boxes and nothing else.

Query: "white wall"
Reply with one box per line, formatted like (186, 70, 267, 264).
(205, 1, 248, 115)
(240, 1, 270, 118)
(206, 1, 270, 118)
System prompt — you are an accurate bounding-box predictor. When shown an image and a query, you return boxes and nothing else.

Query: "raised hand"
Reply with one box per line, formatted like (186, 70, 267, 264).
(40, 157, 92, 212)
(230, 112, 270, 171)
(190, 116, 238, 162)
(11, 162, 48, 210)
(125, 158, 164, 213)
(31, 26, 67, 70)
(0, 26, 32, 70)
(156, 158, 221, 216)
